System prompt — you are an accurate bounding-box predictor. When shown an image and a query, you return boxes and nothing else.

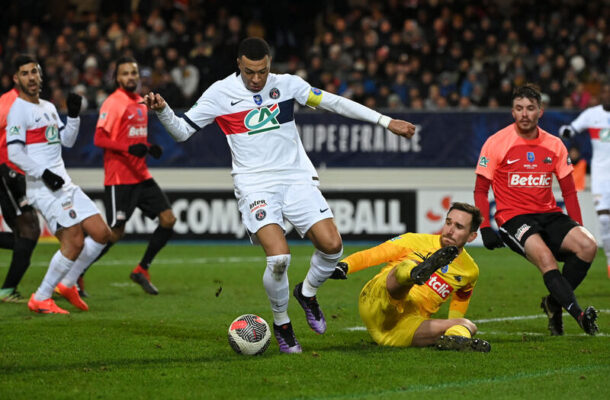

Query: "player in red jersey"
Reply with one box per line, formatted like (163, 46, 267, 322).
(0, 86, 40, 303)
(474, 83, 599, 336)
(78, 56, 176, 295)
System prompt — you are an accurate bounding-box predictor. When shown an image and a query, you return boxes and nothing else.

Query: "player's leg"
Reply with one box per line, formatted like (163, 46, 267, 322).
(29, 224, 85, 314)
(256, 224, 301, 353)
(130, 180, 175, 295)
(56, 212, 111, 310)
(292, 217, 342, 334)
(0, 170, 39, 302)
(421, 319, 491, 352)
(594, 192, 610, 278)
(559, 225, 597, 289)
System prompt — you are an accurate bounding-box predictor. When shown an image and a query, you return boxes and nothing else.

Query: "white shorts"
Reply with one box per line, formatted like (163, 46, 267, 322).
(30, 185, 101, 234)
(237, 183, 333, 241)
(592, 191, 610, 212)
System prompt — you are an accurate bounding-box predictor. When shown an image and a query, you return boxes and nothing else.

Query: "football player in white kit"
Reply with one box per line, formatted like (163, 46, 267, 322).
(6, 54, 111, 314)
(144, 38, 416, 353)
(561, 82, 610, 278)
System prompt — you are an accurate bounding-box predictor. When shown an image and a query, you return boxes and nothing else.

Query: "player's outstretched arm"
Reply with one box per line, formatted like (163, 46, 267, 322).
(143, 92, 167, 111)
(143, 92, 194, 142)
(387, 119, 415, 139)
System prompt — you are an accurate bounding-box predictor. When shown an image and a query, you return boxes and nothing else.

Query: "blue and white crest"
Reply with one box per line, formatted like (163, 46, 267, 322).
(527, 152, 535, 162)
(441, 265, 449, 273)
(253, 95, 263, 105)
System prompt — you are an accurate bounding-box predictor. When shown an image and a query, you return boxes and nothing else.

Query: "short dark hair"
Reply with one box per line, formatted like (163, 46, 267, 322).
(512, 83, 542, 106)
(13, 54, 38, 74)
(448, 202, 482, 232)
(113, 55, 138, 83)
(237, 37, 271, 60)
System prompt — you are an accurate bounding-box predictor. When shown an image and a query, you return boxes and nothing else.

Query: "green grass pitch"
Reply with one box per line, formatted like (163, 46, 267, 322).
(0, 243, 608, 399)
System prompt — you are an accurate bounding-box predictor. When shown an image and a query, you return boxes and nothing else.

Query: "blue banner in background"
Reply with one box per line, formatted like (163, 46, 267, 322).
(64, 110, 587, 168)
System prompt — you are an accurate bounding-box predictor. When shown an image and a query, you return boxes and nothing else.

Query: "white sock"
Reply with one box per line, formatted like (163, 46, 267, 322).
(598, 214, 610, 264)
(61, 237, 107, 287)
(303, 248, 343, 296)
(262, 254, 291, 324)
(35, 251, 74, 301)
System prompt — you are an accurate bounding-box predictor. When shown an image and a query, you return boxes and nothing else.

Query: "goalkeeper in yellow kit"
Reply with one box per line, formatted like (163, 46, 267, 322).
(332, 202, 490, 352)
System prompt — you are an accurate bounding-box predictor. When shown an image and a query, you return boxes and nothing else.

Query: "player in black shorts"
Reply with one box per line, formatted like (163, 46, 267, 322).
(0, 163, 40, 303)
(79, 178, 174, 296)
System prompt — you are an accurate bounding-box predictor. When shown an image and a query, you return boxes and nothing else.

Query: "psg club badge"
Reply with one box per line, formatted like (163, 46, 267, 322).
(269, 88, 280, 99)
(69, 210, 77, 219)
(253, 95, 263, 105)
(255, 209, 266, 221)
(527, 152, 535, 162)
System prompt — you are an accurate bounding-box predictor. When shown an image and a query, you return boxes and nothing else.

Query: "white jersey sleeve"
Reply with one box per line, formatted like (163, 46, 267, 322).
(59, 116, 80, 148)
(291, 74, 382, 124)
(6, 100, 46, 178)
(570, 107, 594, 133)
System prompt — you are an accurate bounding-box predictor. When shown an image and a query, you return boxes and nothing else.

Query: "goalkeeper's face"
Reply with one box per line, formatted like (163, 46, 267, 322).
(440, 209, 477, 250)
(237, 55, 271, 92)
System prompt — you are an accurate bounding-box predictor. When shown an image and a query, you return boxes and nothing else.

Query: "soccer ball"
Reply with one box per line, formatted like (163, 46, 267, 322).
(227, 314, 271, 355)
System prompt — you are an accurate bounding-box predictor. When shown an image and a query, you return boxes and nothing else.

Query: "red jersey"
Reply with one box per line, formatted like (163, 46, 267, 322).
(95, 88, 152, 185)
(475, 124, 573, 226)
(0, 89, 24, 173)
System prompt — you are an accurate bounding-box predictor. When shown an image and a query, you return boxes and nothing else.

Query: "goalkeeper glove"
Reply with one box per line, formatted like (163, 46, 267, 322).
(329, 262, 348, 280)
(148, 144, 163, 159)
(559, 125, 575, 139)
(67, 93, 82, 118)
(42, 169, 65, 191)
(128, 143, 149, 157)
(480, 227, 504, 250)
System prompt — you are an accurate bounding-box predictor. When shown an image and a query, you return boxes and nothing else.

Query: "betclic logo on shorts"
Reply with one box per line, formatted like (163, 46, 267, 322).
(508, 172, 552, 187)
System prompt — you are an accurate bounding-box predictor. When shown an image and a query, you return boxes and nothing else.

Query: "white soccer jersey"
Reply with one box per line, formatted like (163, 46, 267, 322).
(157, 72, 382, 193)
(571, 105, 610, 194)
(6, 97, 78, 191)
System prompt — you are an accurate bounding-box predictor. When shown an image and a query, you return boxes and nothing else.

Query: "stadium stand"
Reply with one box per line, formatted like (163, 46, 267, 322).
(0, 0, 608, 113)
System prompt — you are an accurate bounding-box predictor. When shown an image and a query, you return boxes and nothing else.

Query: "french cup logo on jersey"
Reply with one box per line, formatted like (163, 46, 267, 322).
(426, 273, 453, 299)
(45, 125, 60, 144)
(508, 172, 552, 187)
(244, 104, 280, 135)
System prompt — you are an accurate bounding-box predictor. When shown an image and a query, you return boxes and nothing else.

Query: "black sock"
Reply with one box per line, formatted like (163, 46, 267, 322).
(80, 242, 114, 277)
(0, 232, 14, 249)
(139, 226, 173, 270)
(562, 254, 591, 290)
(1, 237, 36, 289)
(543, 269, 582, 320)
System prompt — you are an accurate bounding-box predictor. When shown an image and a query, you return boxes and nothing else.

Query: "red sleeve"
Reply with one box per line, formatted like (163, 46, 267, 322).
(474, 174, 492, 229)
(559, 174, 582, 225)
(93, 127, 129, 152)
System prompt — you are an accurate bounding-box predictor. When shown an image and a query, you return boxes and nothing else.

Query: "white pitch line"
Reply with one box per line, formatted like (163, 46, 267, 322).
(345, 310, 610, 332)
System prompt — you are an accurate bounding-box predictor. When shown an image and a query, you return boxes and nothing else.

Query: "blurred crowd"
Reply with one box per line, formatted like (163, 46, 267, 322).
(0, 0, 608, 113)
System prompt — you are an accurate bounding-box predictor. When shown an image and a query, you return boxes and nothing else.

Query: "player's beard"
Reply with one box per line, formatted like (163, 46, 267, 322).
(18, 80, 41, 99)
(122, 81, 138, 93)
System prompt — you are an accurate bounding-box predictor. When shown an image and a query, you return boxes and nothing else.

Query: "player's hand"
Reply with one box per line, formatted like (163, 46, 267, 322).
(42, 169, 65, 191)
(143, 92, 167, 111)
(388, 119, 416, 139)
(480, 227, 504, 250)
(128, 143, 149, 157)
(559, 125, 575, 139)
(67, 93, 82, 118)
(329, 262, 348, 280)
(148, 144, 163, 159)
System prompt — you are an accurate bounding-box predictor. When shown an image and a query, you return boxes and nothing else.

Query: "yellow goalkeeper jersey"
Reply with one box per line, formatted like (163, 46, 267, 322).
(343, 233, 479, 318)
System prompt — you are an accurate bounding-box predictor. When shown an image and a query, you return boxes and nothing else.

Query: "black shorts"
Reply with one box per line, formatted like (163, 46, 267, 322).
(498, 212, 580, 261)
(104, 178, 171, 228)
(0, 163, 30, 229)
